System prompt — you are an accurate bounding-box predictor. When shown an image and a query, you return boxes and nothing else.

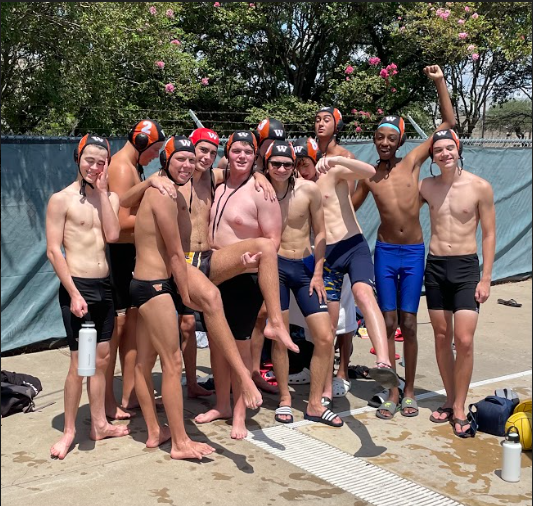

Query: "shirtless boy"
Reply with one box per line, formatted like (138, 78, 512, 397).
(105, 119, 166, 419)
(47, 135, 130, 459)
(352, 65, 455, 419)
(264, 140, 343, 428)
(420, 129, 495, 438)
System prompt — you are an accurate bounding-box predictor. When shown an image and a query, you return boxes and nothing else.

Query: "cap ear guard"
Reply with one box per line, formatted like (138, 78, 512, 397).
(74, 134, 111, 165)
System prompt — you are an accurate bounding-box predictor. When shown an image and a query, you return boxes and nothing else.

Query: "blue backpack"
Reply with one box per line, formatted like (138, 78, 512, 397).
(468, 395, 519, 437)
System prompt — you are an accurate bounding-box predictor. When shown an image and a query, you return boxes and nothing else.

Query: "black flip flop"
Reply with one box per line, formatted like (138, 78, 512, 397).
(497, 298, 522, 308)
(429, 406, 454, 424)
(304, 409, 344, 427)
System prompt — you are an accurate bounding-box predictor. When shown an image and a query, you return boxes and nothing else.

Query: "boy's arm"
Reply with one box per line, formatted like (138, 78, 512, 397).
(475, 182, 496, 303)
(45, 194, 87, 318)
(352, 180, 371, 212)
(252, 171, 276, 201)
(120, 173, 177, 208)
(108, 162, 138, 241)
(255, 192, 282, 251)
(319, 155, 376, 182)
(151, 189, 192, 307)
(308, 186, 327, 303)
(95, 161, 120, 243)
(408, 65, 457, 168)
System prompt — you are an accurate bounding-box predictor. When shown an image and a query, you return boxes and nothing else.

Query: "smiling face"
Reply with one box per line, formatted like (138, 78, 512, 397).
(296, 157, 317, 181)
(79, 145, 108, 183)
(228, 141, 255, 174)
(315, 112, 335, 139)
(432, 139, 460, 171)
(167, 151, 196, 184)
(374, 126, 400, 160)
(267, 155, 295, 183)
(194, 140, 218, 173)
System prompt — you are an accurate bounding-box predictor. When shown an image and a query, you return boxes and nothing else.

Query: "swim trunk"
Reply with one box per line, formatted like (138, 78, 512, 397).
(108, 243, 136, 313)
(184, 250, 212, 279)
(59, 276, 115, 351)
(323, 265, 344, 302)
(324, 234, 375, 301)
(279, 255, 328, 317)
(130, 277, 179, 310)
(374, 240, 425, 314)
(218, 273, 263, 340)
(424, 254, 480, 313)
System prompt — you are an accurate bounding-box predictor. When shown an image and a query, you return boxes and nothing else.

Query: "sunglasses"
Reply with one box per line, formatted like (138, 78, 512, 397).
(269, 161, 294, 169)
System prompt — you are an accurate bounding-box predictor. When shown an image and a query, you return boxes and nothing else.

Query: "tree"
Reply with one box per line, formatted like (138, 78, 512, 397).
(485, 99, 532, 138)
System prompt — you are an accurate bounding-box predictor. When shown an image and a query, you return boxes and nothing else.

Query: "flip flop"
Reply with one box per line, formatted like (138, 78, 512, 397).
(497, 298, 522, 308)
(348, 365, 370, 380)
(429, 406, 454, 423)
(369, 363, 400, 389)
(304, 408, 344, 427)
(451, 417, 476, 438)
(400, 397, 419, 417)
(394, 328, 404, 342)
(274, 405, 294, 424)
(375, 400, 399, 420)
(332, 377, 351, 397)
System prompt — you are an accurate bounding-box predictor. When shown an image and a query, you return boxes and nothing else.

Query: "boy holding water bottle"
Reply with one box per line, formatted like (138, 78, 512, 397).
(46, 134, 130, 460)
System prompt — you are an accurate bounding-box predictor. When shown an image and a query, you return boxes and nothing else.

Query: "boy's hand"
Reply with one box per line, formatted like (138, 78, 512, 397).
(424, 65, 444, 81)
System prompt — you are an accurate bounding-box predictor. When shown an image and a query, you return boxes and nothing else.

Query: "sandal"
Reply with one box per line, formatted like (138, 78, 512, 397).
(429, 406, 454, 424)
(288, 367, 311, 385)
(332, 377, 351, 397)
(304, 408, 343, 427)
(348, 365, 370, 380)
(321, 396, 333, 409)
(375, 400, 399, 420)
(451, 417, 476, 438)
(369, 363, 400, 389)
(400, 397, 419, 417)
(274, 405, 294, 424)
(497, 298, 522, 308)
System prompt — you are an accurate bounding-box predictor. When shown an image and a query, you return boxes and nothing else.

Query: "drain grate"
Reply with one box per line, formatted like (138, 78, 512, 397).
(247, 425, 463, 506)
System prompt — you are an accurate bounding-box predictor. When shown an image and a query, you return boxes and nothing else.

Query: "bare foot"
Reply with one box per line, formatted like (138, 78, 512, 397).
(195, 407, 232, 424)
(230, 419, 248, 440)
(121, 400, 140, 410)
(170, 439, 215, 460)
(264, 321, 300, 353)
(90, 423, 131, 441)
(240, 376, 263, 410)
(50, 433, 75, 460)
(106, 402, 136, 420)
(187, 383, 214, 399)
(252, 371, 279, 394)
(146, 425, 172, 448)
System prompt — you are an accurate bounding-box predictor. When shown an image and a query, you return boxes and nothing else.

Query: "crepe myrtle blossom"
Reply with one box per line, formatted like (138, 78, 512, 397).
(355, 126, 362, 133)
(472, 13, 479, 19)
(368, 56, 381, 66)
(472, 53, 480, 61)
(165, 83, 175, 93)
(171, 39, 181, 45)
(345, 65, 354, 74)
(166, 9, 174, 18)
(458, 32, 468, 40)
(201, 77, 210, 86)
(149, 6, 157, 15)
(155, 61, 165, 69)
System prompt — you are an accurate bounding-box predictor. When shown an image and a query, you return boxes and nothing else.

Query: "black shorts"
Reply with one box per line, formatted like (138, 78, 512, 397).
(184, 250, 213, 279)
(59, 277, 115, 351)
(130, 277, 179, 310)
(108, 243, 136, 312)
(218, 273, 263, 341)
(424, 254, 480, 313)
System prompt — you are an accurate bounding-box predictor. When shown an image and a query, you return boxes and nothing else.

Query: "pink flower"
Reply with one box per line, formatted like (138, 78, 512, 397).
(400, 26, 406, 32)
(355, 127, 362, 133)
(351, 109, 358, 114)
(387, 63, 398, 70)
(465, 6, 470, 12)
(472, 53, 480, 61)
(165, 83, 175, 94)
(149, 6, 157, 15)
(467, 44, 476, 52)
(170, 39, 181, 45)
(201, 77, 210, 86)
(155, 61, 165, 69)
(520, 35, 525, 40)
(397, 16, 402, 20)
(458, 19, 465, 25)
(214, 2, 220, 6)
(471, 13, 479, 19)
(368, 56, 381, 66)
(377, 108, 383, 114)
(249, 3, 255, 6)
(380, 69, 389, 79)
(166, 9, 174, 18)
(391, 88, 397, 93)
(458, 32, 468, 40)
(345, 65, 354, 74)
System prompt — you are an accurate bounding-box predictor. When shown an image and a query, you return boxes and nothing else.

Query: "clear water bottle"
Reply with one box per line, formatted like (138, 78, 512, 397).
(501, 428, 522, 482)
(78, 321, 97, 377)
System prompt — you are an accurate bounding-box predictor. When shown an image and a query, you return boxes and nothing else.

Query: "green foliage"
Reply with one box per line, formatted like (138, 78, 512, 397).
(486, 100, 532, 137)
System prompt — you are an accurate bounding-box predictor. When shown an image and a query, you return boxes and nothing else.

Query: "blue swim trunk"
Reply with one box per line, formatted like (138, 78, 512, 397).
(323, 265, 344, 302)
(279, 255, 329, 316)
(374, 240, 425, 314)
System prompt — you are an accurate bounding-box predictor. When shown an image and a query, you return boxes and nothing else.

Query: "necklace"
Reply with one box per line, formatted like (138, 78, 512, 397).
(276, 184, 291, 202)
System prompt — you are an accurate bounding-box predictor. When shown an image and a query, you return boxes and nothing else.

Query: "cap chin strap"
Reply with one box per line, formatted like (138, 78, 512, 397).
(78, 167, 94, 196)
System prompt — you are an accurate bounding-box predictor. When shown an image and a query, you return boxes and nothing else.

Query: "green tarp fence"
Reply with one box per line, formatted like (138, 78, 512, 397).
(1, 137, 531, 351)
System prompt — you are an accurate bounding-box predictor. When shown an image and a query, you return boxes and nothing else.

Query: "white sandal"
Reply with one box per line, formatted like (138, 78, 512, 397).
(288, 367, 311, 385)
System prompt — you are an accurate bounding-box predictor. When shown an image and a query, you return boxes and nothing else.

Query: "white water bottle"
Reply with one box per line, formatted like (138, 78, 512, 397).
(78, 321, 97, 377)
(501, 428, 522, 482)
